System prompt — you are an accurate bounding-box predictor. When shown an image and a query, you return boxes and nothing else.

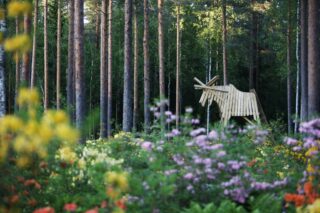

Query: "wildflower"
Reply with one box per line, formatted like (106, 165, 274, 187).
(165, 111, 172, 116)
(106, 187, 120, 199)
(105, 171, 129, 192)
(285, 137, 298, 146)
(85, 208, 99, 213)
(285, 193, 305, 207)
(216, 150, 226, 157)
(55, 124, 79, 144)
(185, 107, 193, 113)
(190, 128, 206, 137)
(64, 203, 77, 212)
(308, 199, 320, 213)
(184, 173, 193, 180)
(57, 147, 77, 164)
(0, 115, 23, 133)
(141, 141, 153, 152)
(4, 34, 31, 53)
(16, 155, 30, 168)
(7, 1, 32, 17)
(293, 146, 302, 152)
(191, 119, 200, 125)
(33, 207, 55, 213)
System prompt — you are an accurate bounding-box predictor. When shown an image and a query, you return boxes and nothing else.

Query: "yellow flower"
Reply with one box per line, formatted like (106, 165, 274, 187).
(77, 159, 86, 169)
(0, 115, 23, 133)
(58, 146, 77, 164)
(5, 34, 31, 53)
(17, 88, 39, 106)
(39, 123, 54, 143)
(13, 136, 28, 153)
(7, 1, 32, 17)
(0, 140, 8, 163)
(16, 155, 30, 168)
(308, 199, 320, 213)
(52, 110, 69, 124)
(105, 171, 129, 192)
(55, 124, 79, 144)
(24, 120, 38, 137)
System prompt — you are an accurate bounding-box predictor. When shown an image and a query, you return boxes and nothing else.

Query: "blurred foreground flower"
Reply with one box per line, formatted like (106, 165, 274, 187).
(4, 34, 31, 53)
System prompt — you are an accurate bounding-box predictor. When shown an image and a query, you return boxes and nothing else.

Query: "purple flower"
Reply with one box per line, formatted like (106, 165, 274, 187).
(171, 115, 177, 120)
(284, 137, 298, 146)
(165, 111, 172, 116)
(190, 128, 206, 137)
(171, 129, 181, 136)
(141, 141, 153, 151)
(216, 151, 226, 157)
(184, 173, 194, 180)
(191, 119, 200, 125)
(217, 162, 225, 170)
(150, 106, 158, 112)
(186, 184, 194, 192)
(292, 146, 302, 152)
(154, 112, 161, 118)
(173, 154, 184, 165)
(164, 169, 177, 176)
(303, 137, 316, 148)
(208, 130, 219, 140)
(186, 107, 193, 113)
(203, 158, 212, 167)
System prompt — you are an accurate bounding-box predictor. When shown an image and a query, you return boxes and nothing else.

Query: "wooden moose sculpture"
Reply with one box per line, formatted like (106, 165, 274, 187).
(194, 76, 262, 125)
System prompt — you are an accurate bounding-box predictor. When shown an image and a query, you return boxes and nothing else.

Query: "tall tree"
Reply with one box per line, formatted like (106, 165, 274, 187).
(74, 0, 85, 135)
(15, 17, 19, 111)
(67, 0, 75, 119)
(43, 0, 48, 109)
(123, 0, 133, 132)
(307, 0, 320, 117)
(175, 1, 181, 127)
(0, 6, 6, 117)
(95, 0, 100, 48)
(30, 0, 38, 88)
(100, 0, 107, 138)
(222, 0, 227, 85)
(294, 0, 300, 133)
(143, 0, 150, 132)
(158, 0, 165, 119)
(133, 4, 138, 130)
(249, 0, 258, 90)
(21, 12, 31, 85)
(287, 0, 292, 134)
(107, 0, 113, 136)
(300, 0, 308, 120)
(56, 0, 61, 109)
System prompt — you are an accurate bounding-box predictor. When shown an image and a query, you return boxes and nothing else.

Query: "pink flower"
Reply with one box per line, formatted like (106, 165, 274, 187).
(33, 207, 55, 213)
(141, 141, 153, 151)
(64, 203, 77, 212)
(85, 207, 99, 213)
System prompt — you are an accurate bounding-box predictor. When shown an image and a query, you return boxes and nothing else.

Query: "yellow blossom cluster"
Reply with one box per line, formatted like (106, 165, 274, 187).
(0, 88, 79, 167)
(105, 171, 129, 199)
(4, 34, 31, 53)
(7, 1, 32, 17)
(57, 146, 77, 164)
(297, 199, 320, 213)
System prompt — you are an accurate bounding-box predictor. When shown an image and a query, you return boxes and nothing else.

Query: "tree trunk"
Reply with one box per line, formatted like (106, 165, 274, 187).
(30, 0, 38, 88)
(0, 6, 6, 117)
(133, 5, 138, 131)
(100, 0, 107, 138)
(143, 0, 150, 132)
(308, 0, 320, 117)
(74, 0, 85, 138)
(287, 0, 292, 134)
(300, 0, 308, 120)
(249, 0, 257, 90)
(294, 0, 300, 133)
(22, 13, 31, 85)
(15, 17, 19, 111)
(67, 0, 75, 120)
(107, 0, 113, 137)
(123, 0, 133, 132)
(206, 41, 212, 134)
(95, 0, 100, 49)
(43, 0, 48, 110)
(175, 2, 181, 128)
(56, 0, 61, 109)
(158, 0, 165, 121)
(222, 0, 227, 85)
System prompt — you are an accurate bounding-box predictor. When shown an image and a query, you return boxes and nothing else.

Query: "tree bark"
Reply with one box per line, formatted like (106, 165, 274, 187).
(43, 0, 48, 110)
(95, 0, 100, 49)
(74, 0, 85, 138)
(100, 0, 107, 138)
(67, 0, 75, 120)
(294, 0, 300, 133)
(287, 0, 292, 134)
(133, 5, 138, 131)
(15, 17, 19, 111)
(249, 0, 257, 90)
(158, 0, 165, 121)
(22, 13, 31, 85)
(56, 0, 61, 109)
(107, 0, 113, 137)
(123, 0, 133, 132)
(300, 0, 308, 120)
(143, 0, 150, 132)
(222, 0, 228, 85)
(175, 2, 181, 128)
(308, 0, 320, 117)
(30, 0, 38, 88)
(0, 6, 6, 117)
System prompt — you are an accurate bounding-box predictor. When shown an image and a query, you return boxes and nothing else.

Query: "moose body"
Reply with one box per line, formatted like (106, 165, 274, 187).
(194, 77, 260, 124)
